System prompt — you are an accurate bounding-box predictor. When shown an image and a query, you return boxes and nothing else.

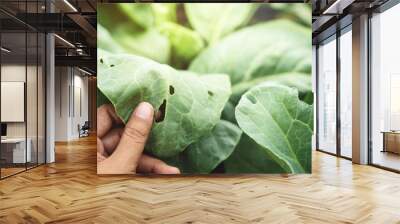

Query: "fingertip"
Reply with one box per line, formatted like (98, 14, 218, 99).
(168, 167, 181, 175)
(157, 165, 181, 175)
(133, 102, 154, 121)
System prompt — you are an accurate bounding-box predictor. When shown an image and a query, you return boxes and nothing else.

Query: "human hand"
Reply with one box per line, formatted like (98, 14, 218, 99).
(97, 102, 180, 174)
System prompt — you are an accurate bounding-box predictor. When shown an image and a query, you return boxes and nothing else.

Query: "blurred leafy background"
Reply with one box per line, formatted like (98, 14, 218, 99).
(98, 3, 311, 69)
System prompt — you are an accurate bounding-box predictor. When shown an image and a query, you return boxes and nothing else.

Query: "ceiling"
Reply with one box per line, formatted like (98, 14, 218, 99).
(0, 0, 97, 73)
(312, 0, 390, 44)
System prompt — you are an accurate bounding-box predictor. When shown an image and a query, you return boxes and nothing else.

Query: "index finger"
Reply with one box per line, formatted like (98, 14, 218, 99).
(97, 104, 123, 138)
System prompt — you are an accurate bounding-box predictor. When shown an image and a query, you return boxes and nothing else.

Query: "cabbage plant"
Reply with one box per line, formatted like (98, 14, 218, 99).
(98, 3, 313, 174)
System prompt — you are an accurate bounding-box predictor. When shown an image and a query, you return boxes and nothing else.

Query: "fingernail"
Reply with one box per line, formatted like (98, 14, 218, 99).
(167, 167, 180, 174)
(134, 102, 153, 120)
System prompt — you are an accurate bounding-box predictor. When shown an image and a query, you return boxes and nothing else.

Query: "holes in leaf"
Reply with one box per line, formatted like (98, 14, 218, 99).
(247, 95, 257, 104)
(169, 85, 175, 95)
(208, 91, 214, 97)
(155, 99, 166, 123)
(100, 58, 104, 64)
(110, 64, 115, 67)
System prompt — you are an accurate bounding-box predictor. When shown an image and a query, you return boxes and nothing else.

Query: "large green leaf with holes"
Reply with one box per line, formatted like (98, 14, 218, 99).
(97, 52, 231, 158)
(189, 20, 311, 85)
(235, 84, 313, 173)
(166, 120, 242, 173)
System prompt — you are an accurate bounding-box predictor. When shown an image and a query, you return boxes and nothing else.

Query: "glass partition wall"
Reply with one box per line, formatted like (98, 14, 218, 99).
(316, 25, 352, 159)
(0, 4, 46, 179)
(370, 3, 400, 172)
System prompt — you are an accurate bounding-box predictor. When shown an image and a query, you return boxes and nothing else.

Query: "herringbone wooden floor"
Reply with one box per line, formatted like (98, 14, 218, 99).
(1, 135, 400, 224)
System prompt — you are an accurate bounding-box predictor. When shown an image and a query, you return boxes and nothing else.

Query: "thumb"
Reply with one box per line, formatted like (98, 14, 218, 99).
(107, 102, 154, 173)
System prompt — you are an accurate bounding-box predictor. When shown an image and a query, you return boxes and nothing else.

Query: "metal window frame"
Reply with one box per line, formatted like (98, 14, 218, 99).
(315, 0, 400, 173)
(315, 20, 353, 161)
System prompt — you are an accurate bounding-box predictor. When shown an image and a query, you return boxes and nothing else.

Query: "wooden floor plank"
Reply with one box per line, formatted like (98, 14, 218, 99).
(0, 135, 400, 223)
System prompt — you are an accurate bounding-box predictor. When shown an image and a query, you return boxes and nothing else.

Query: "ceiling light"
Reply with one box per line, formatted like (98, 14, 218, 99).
(78, 67, 92, 76)
(63, 0, 78, 12)
(54, 34, 75, 48)
(322, 0, 354, 15)
(1, 47, 11, 53)
(323, 0, 341, 15)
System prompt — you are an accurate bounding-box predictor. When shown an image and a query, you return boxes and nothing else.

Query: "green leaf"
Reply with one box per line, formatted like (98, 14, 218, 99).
(97, 25, 123, 53)
(235, 84, 313, 173)
(117, 3, 154, 29)
(230, 73, 312, 105)
(153, 3, 177, 25)
(185, 3, 258, 44)
(158, 22, 204, 69)
(113, 25, 170, 64)
(224, 134, 285, 173)
(300, 91, 314, 105)
(271, 3, 312, 27)
(98, 52, 231, 158)
(189, 20, 311, 85)
(98, 4, 128, 31)
(166, 120, 242, 173)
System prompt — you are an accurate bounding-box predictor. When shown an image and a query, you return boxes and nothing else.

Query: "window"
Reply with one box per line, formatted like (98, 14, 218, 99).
(317, 36, 337, 154)
(339, 27, 352, 158)
(370, 3, 400, 171)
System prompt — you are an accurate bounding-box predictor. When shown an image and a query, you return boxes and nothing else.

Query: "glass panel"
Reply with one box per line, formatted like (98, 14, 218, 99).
(0, 1, 46, 178)
(339, 29, 352, 158)
(1, 30, 27, 177)
(27, 0, 40, 169)
(27, 30, 38, 169)
(371, 4, 400, 171)
(318, 37, 337, 154)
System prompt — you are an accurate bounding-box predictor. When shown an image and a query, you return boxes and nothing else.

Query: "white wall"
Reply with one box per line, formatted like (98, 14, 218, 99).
(1, 63, 46, 164)
(54, 67, 89, 141)
(55, 67, 69, 141)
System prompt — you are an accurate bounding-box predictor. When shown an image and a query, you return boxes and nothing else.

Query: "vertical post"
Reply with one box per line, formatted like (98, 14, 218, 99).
(336, 29, 341, 157)
(46, 1, 55, 163)
(352, 14, 369, 164)
(0, 21, 2, 179)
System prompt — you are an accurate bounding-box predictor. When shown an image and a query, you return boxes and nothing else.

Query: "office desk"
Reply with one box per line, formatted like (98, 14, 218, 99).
(382, 131, 400, 154)
(1, 138, 31, 163)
